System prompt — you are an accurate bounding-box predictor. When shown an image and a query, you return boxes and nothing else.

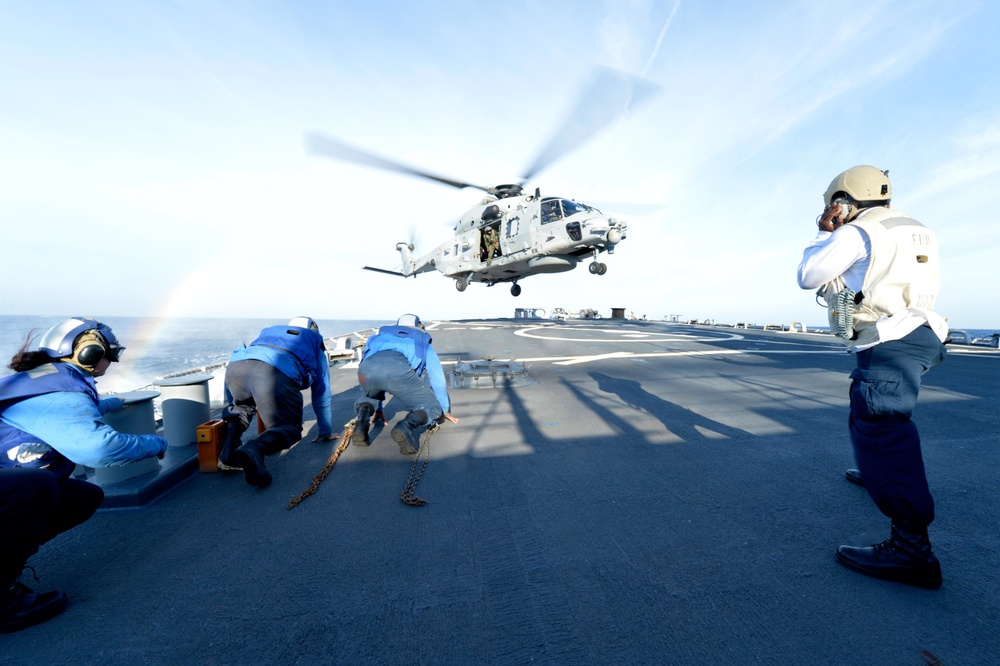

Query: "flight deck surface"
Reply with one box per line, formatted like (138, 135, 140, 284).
(4, 319, 998, 665)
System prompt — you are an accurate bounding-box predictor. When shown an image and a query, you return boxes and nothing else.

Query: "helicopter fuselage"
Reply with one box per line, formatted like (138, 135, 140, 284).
(386, 193, 627, 295)
(311, 67, 656, 297)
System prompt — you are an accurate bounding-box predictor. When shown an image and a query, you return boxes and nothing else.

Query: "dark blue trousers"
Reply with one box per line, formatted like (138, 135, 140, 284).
(849, 325, 946, 527)
(223, 359, 304, 455)
(0, 468, 103, 587)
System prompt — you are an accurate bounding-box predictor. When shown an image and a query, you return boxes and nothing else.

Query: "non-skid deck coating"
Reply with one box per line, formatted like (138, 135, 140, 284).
(4, 319, 999, 665)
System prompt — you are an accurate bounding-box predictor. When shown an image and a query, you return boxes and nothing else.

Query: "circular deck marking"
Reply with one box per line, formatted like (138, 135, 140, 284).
(514, 325, 743, 344)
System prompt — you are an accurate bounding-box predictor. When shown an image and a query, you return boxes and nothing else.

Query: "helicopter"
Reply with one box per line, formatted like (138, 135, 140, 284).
(305, 67, 658, 297)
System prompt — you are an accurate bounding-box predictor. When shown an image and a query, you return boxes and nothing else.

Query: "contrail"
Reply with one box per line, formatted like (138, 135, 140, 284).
(619, 0, 678, 117)
(641, 0, 681, 77)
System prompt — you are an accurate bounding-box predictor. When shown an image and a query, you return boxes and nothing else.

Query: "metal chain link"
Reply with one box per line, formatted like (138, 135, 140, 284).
(287, 418, 437, 509)
(401, 423, 437, 506)
(286, 421, 353, 509)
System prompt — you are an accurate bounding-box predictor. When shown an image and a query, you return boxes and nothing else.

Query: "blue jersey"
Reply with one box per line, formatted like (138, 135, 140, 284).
(228, 325, 333, 437)
(362, 325, 450, 412)
(0, 363, 167, 475)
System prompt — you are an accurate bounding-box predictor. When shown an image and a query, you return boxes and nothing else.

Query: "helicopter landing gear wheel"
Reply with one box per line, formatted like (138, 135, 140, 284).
(510, 283, 522, 297)
(588, 262, 599, 274)
(596, 262, 607, 275)
(455, 276, 468, 292)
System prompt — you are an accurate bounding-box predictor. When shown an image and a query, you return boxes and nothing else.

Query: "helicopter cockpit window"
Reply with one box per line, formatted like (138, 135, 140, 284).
(541, 199, 563, 225)
(561, 199, 590, 217)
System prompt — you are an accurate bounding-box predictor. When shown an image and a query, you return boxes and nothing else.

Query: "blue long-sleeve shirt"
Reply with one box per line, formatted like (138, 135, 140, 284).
(0, 365, 167, 469)
(362, 326, 450, 413)
(228, 325, 334, 437)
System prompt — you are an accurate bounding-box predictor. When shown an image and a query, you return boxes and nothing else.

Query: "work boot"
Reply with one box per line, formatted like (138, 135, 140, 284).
(231, 440, 272, 487)
(845, 468, 864, 486)
(219, 422, 240, 469)
(391, 410, 428, 455)
(352, 404, 375, 447)
(0, 580, 68, 634)
(836, 522, 942, 589)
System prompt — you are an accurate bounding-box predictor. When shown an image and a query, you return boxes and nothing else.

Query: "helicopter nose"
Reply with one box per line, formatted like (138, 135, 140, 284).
(607, 229, 623, 245)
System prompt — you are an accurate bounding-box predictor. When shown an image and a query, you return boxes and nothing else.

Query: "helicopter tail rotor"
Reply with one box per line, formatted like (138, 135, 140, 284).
(396, 241, 416, 276)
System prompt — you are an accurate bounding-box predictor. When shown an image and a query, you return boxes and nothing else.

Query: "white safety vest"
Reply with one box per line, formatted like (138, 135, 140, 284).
(822, 207, 941, 348)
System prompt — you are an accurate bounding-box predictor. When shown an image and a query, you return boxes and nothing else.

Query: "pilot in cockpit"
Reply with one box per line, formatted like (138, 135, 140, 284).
(541, 200, 562, 224)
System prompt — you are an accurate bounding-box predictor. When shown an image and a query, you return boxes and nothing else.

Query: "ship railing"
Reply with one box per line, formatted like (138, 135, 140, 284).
(947, 330, 1000, 347)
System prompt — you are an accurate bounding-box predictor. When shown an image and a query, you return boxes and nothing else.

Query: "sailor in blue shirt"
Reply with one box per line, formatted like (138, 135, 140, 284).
(0, 317, 167, 633)
(352, 314, 454, 454)
(222, 317, 336, 487)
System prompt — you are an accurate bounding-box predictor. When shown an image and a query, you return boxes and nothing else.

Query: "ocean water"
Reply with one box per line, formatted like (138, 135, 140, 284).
(0, 315, 392, 396)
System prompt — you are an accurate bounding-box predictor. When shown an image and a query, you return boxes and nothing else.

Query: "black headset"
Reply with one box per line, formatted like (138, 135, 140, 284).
(72, 332, 108, 369)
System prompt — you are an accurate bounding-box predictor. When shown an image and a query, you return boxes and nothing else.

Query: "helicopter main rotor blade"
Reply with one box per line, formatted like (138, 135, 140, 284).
(304, 132, 489, 192)
(586, 200, 664, 216)
(520, 67, 661, 184)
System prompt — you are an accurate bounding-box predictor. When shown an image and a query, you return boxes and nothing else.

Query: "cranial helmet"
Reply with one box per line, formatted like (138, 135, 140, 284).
(39, 317, 125, 371)
(824, 165, 892, 209)
(396, 314, 422, 329)
(289, 316, 319, 332)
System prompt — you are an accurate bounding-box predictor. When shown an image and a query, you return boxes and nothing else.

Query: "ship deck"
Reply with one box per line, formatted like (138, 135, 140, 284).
(5, 318, 999, 665)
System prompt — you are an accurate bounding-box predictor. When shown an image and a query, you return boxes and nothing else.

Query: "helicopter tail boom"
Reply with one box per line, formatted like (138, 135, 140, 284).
(362, 241, 437, 279)
(362, 266, 408, 277)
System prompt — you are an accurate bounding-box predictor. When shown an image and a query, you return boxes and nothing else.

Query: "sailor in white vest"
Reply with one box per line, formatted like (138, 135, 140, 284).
(797, 165, 948, 589)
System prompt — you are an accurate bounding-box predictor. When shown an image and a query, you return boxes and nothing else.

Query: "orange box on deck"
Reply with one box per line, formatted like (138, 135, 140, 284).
(196, 419, 227, 473)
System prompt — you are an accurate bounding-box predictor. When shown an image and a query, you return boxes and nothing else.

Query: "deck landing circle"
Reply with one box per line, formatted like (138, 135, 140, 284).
(514, 325, 743, 344)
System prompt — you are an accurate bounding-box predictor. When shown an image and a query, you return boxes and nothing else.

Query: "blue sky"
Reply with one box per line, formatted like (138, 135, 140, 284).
(2, 0, 998, 327)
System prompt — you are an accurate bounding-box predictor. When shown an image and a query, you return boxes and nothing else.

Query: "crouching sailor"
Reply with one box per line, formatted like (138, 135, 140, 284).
(797, 166, 948, 589)
(222, 317, 337, 488)
(0, 318, 167, 632)
(352, 314, 456, 454)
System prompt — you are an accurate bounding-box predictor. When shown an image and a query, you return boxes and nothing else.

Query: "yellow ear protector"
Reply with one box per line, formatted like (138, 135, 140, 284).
(70, 330, 109, 370)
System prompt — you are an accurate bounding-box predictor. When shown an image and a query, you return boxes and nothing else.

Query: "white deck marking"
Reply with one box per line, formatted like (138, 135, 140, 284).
(513, 325, 744, 343)
(335, 323, 852, 371)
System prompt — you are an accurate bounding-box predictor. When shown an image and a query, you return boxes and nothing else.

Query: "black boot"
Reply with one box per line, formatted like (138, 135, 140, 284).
(836, 522, 942, 589)
(231, 440, 272, 487)
(352, 404, 375, 447)
(219, 421, 240, 469)
(0, 572, 68, 634)
(391, 410, 427, 455)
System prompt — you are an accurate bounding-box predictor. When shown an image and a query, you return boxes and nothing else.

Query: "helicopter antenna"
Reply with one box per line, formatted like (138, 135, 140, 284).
(519, 67, 660, 184)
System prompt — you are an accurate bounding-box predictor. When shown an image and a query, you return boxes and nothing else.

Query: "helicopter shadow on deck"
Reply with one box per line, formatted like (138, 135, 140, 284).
(477, 372, 754, 454)
(582, 372, 754, 443)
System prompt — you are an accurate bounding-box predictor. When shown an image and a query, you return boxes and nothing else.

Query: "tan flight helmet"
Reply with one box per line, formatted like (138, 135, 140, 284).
(823, 165, 892, 222)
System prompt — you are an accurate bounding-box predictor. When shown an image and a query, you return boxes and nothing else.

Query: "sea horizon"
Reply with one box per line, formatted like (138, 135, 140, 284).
(0, 315, 394, 394)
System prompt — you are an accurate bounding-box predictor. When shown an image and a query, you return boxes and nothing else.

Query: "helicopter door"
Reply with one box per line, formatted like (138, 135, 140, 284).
(480, 224, 502, 265)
